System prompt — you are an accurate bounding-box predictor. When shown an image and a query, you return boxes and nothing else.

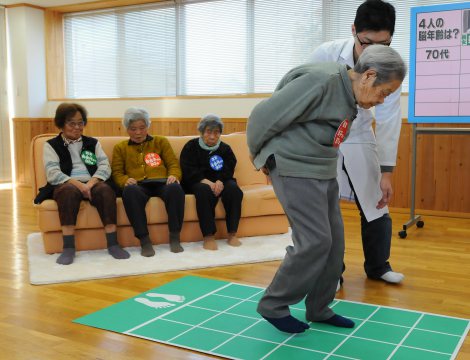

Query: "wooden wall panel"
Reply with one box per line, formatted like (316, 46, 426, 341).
(450, 135, 470, 212)
(410, 123, 470, 214)
(385, 122, 470, 214)
(13, 118, 470, 214)
(391, 120, 411, 207)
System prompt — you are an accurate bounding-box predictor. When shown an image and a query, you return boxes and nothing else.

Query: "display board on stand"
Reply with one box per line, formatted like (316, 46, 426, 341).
(401, 2, 470, 239)
(409, 2, 470, 123)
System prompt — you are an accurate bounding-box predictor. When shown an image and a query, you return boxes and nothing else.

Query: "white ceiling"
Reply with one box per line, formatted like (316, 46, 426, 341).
(1, 0, 93, 8)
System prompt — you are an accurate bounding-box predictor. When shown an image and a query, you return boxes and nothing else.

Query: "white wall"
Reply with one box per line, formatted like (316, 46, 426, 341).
(6, 6, 47, 118)
(0, 6, 12, 182)
(47, 97, 268, 118)
(47, 95, 409, 119)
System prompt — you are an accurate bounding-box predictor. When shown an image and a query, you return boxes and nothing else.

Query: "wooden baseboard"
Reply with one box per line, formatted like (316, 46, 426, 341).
(340, 201, 470, 219)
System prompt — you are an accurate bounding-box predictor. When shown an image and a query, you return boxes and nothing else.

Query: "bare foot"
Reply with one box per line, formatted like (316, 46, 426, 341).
(203, 235, 218, 250)
(227, 233, 241, 247)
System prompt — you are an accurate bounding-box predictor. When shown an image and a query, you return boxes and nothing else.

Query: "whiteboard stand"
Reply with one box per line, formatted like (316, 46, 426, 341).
(399, 125, 470, 239)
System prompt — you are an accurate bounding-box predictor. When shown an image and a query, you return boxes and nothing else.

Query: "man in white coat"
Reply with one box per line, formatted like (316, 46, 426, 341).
(308, 0, 404, 285)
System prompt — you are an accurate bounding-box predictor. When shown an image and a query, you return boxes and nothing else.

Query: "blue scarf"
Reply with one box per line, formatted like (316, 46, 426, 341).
(199, 137, 220, 153)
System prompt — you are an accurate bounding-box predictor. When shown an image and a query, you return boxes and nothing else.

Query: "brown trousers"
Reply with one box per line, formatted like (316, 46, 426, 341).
(53, 181, 117, 226)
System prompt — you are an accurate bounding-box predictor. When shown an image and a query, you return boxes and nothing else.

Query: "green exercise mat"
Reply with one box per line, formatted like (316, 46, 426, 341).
(74, 275, 469, 360)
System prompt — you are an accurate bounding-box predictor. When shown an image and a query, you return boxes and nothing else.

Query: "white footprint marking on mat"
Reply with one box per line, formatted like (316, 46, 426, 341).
(135, 298, 175, 309)
(146, 293, 185, 303)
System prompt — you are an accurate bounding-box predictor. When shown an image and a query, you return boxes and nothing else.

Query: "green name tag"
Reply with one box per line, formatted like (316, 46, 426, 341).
(81, 150, 97, 165)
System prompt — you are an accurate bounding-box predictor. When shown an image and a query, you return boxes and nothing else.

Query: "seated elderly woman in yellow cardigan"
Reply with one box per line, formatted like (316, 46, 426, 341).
(111, 107, 185, 256)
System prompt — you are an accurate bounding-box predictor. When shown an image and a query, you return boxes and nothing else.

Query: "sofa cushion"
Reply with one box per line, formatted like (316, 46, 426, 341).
(37, 183, 285, 232)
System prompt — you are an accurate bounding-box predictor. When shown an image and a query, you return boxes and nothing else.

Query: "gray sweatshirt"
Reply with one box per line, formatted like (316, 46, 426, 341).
(247, 62, 358, 180)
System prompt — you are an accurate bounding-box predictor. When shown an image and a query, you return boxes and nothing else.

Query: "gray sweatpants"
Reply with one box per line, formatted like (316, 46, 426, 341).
(257, 165, 344, 321)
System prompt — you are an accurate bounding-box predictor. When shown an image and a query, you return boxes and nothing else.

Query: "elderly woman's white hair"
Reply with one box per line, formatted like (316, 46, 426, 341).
(122, 107, 151, 129)
(197, 114, 224, 134)
(354, 44, 407, 85)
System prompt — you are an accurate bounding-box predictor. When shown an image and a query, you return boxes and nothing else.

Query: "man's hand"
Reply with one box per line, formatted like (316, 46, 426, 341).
(377, 172, 393, 209)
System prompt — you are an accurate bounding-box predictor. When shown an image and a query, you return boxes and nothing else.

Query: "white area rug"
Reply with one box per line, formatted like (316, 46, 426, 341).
(27, 232, 292, 285)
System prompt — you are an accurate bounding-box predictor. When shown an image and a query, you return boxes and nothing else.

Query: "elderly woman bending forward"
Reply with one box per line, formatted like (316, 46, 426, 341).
(35, 103, 130, 265)
(112, 107, 185, 256)
(180, 115, 243, 250)
(247, 45, 406, 333)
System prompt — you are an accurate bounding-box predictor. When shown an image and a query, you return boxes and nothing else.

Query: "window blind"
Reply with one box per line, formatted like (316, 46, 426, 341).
(253, 0, 322, 92)
(64, 0, 462, 98)
(179, 0, 248, 95)
(64, 2, 176, 98)
(64, 0, 323, 97)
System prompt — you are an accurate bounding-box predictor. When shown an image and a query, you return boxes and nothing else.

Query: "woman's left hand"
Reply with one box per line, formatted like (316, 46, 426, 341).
(84, 178, 100, 200)
(167, 175, 179, 184)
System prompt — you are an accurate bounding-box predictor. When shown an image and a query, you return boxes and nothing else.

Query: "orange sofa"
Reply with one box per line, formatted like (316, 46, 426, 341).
(31, 133, 289, 254)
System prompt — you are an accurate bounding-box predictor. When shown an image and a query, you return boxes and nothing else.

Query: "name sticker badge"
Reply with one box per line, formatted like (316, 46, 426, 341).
(144, 153, 162, 167)
(333, 119, 350, 148)
(81, 150, 97, 165)
(209, 155, 224, 171)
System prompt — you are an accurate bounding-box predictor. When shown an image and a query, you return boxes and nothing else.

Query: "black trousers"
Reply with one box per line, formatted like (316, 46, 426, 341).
(342, 161, 393, 279)
(190, 179, 243, 236)
(122, 182, 185, 238)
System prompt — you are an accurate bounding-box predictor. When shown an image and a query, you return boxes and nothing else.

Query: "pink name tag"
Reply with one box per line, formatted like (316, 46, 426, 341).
(333, 119, 350, 148)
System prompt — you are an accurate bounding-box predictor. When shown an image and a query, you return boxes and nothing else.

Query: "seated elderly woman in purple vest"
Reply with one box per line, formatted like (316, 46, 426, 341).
(34, 103, 130, 265)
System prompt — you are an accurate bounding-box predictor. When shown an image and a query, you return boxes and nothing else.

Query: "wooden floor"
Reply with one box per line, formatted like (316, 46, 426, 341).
(1, 187, 469, 359)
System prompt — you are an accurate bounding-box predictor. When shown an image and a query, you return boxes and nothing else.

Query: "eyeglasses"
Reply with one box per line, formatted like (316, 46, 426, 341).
(65, 121, 85, 128)
(355, 34, 392, 48)
(128, 126, 147, 132)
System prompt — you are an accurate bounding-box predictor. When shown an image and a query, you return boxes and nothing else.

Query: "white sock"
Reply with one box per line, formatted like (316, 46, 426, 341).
(381, 271, 405, 284)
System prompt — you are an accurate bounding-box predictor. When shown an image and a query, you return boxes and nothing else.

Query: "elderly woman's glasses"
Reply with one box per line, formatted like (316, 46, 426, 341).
(355, 34, 392, 48)
(65, 121, 85, 128)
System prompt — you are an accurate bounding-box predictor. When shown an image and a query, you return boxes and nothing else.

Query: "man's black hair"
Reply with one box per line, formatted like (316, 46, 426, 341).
(354, 0, 396, 36)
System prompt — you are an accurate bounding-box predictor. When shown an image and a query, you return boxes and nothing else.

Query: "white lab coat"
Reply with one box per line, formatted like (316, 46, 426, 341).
(308, 38, 402, 221)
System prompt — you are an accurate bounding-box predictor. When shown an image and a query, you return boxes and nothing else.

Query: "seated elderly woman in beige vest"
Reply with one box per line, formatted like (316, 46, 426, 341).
(34, 103, 130, 265)
(112, 107, 185, 257)
(180, 114, 243, 250)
